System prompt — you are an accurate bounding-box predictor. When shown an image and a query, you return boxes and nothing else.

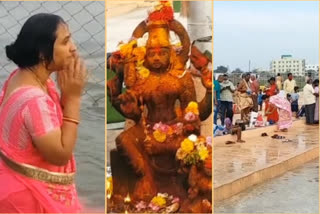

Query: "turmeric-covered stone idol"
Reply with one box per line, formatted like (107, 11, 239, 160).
(107, 1, 212, 213)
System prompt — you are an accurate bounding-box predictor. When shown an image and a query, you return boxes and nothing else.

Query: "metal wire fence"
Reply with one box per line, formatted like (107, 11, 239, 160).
(0, 1, 105, 110)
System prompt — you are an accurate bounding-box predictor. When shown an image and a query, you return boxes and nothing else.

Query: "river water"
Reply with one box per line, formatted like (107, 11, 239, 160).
(215, 159, 319, 213)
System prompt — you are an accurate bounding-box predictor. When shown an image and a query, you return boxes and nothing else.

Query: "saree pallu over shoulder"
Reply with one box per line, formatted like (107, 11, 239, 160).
(234, 91, 253, 111)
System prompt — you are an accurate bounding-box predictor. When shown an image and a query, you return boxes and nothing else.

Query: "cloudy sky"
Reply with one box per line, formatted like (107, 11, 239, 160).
(213, 1, 319, 72)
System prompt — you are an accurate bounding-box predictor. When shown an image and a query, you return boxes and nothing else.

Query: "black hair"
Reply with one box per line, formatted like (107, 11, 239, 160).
(261, 94, 269, 100)
(288, 73, 292, 77)
(277, 73, 280, 76)
(242, 72, 250, 78)
(5, 13, 65, 68)
(269, 77, 275, 82)
(313, 79, 319, 86)
(294, 86, 299, 91)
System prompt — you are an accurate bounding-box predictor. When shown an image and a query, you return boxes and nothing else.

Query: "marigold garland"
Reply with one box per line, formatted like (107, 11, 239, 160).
(150, 195, 166, 207)
(185, 101, 199, 115)
(132, 46, 146, 62)
(153, 130, 166, 143)
(119, 40, 137, 58)
(137, 65, 150, 78)
(181, 138, 194, 153)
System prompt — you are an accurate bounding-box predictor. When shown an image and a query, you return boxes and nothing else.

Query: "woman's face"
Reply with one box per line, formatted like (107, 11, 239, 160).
(245, 75, 250, 81)
(49, 23, 77, 71)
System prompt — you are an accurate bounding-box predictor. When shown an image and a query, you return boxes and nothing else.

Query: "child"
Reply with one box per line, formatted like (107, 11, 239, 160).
(258, 89, 263, 111)
(287, 93, 291, 102)
(313, 80, 319, 124)
(290, 86, 299, 117)
(214, 118, 245, 143)
(262, 95, 279, 125)
(270, 91, 293, 132)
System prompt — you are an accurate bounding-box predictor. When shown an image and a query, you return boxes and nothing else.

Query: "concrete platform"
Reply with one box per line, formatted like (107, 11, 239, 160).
(214, 119, 319, 202)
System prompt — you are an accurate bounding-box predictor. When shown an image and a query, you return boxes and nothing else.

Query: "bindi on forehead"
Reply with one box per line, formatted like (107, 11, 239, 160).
(155, 47, 161, 53)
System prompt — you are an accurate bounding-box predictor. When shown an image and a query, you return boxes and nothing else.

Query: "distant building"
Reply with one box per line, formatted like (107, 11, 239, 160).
(270, 55, 305, 77)
(305, 64, 319, 72)
(255, 68, 270, 73)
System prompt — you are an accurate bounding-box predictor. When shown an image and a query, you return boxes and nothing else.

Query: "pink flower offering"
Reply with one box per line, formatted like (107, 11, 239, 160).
(173, 122, 183, 134)
(135, 201, 147, 211)
(159, 124, 170, 133)
(206, 136, 212, 147)
(172, 197, 180, 203)
(153, 122, 162, 130)
(148, 202, 160, 211)
(184, 112, 197, 121)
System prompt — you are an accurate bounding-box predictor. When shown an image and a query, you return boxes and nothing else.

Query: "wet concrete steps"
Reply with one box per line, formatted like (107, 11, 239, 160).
(214, 119, 319, 202)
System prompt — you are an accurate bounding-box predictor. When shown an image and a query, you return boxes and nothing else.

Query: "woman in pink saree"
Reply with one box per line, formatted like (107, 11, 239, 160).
(0, 14, 86, 213)
(269, 90, 293, 132)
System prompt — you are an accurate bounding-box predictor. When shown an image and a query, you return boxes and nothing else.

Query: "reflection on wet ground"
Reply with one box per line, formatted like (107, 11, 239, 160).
(214, 120, 319, 187)
(215, 159, 319, 213)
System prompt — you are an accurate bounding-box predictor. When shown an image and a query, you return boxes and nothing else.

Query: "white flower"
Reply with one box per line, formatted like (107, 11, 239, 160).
(188, 134, 198, 142)
(157, 193, 168, 198)
(137, 36, 147, 47)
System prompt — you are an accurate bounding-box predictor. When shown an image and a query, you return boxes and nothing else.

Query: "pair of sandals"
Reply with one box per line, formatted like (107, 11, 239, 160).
(272, 134, 293, 143)
(271, 134, 285, 139)
(225, 140, 245, 145)
(262, 133, 287, 140)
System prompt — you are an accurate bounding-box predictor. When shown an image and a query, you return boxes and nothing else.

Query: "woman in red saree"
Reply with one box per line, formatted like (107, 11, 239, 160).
(263, 95, 279, 124)
(265, 77, 278, 97)
(0, 14, 87, 213)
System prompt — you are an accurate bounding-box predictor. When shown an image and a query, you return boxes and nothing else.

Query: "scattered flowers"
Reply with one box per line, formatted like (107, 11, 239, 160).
(176, 134, 211, 166)
(135, 201, 147, 211)
(185, 101, 199, 115)
(151, 195, 166, 207)
(134, 193, 180, 213)
(184, 111, 197, 122)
